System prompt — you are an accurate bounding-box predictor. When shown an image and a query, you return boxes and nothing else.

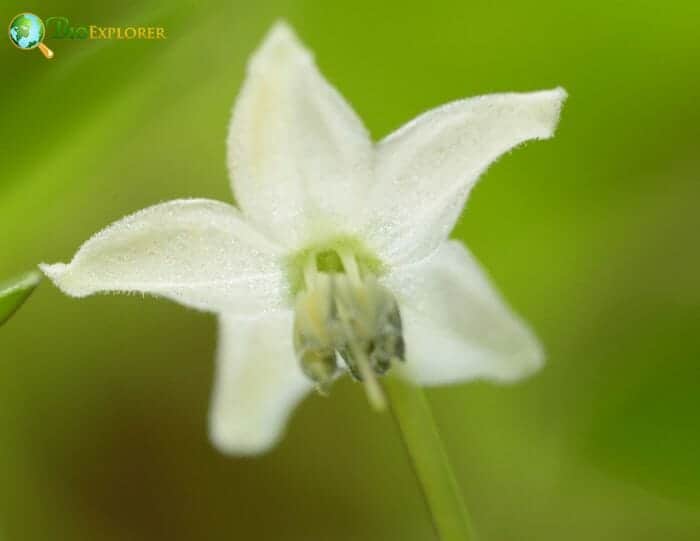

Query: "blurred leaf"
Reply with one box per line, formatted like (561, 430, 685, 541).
(0, 270, 42, 327)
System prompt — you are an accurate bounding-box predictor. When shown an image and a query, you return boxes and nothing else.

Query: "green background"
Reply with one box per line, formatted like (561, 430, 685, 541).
(1, 1, 699, 539)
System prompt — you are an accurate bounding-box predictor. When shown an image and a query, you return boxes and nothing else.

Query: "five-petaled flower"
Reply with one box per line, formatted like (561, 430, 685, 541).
(41, 22, 566, 455)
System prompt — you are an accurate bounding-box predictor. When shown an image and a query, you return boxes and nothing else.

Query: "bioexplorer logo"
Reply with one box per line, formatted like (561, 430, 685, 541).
(8, 13, 167, 59)
(8, 13, 53, 58)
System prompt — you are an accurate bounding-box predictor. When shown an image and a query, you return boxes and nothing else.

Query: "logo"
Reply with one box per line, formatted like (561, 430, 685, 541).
(8, 13, 54, 58)
(8, 13, 167, 59)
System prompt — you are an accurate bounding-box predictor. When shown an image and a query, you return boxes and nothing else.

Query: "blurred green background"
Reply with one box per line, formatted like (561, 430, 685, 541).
(2, 0, 699, 539)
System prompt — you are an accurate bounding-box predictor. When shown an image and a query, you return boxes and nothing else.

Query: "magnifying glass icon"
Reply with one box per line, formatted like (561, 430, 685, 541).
(8, 13, 54, 59)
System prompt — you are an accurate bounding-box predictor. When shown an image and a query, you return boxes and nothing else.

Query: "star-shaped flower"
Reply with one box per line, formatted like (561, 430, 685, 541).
(41, 22, 566, 455)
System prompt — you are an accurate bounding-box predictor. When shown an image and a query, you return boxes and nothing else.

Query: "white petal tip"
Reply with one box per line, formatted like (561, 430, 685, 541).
(252, 21, 309, 68)
(538, 87, 568, 138)
(550, 86, 568, 99)
(497, 339, 546, 384)
(266, 20, 297, 41)
(39, 262, 68, 286)
(479, 329, 546, 385)
(39, 262, 87, 297)
(514, 344, 546, 380)
(550, 86, 568, 109)
(209, 420, 277, 456)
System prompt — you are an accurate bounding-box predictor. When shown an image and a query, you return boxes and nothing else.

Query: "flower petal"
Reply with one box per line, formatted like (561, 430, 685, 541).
(384, 241, 543, 386)
(40, 199, 287, 315)
(227, 22, 373, 249)
(366, 88, 567, 264)
(209, 311, 311, 454)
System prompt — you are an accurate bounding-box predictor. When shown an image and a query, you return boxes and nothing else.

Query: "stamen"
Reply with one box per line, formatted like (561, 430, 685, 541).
(293, 269, 339, 392)
(303, 253, 319, 289)
(292, 249, 405, 408)
(339, 248, 362, 287)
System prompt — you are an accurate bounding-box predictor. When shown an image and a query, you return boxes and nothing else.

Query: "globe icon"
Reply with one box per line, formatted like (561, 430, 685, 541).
(8, 13, 53, 58)
(9, 13, 44, 48)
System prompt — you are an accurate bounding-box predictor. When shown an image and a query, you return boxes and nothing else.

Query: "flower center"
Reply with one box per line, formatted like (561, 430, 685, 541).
(292, 248, 405, 409)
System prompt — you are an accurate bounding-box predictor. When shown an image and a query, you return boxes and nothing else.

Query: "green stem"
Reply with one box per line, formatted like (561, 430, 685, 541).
(384, 376, 475, 541)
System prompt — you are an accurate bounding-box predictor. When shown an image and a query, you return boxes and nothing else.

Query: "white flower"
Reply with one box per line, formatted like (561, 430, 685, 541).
(41, 22, 566, 455)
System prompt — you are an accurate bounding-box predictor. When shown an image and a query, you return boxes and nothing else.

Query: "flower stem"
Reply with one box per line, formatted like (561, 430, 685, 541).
(384, 376, 476, 541)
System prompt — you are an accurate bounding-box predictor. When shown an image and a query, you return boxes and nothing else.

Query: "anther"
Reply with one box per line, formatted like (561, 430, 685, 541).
(293, 272, 339, 393)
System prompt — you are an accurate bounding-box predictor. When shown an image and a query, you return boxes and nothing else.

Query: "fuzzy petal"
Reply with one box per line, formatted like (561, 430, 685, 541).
(384, 241, 544, 386)
(209, 311, 311, 454)
(227, 22, 373, 249)
(366, 88, 567, 264)
(40, 199, 287, 315)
